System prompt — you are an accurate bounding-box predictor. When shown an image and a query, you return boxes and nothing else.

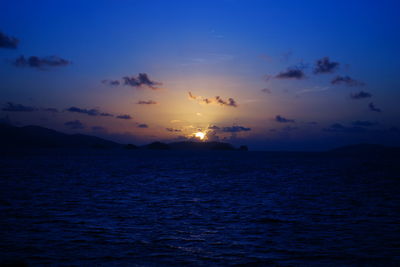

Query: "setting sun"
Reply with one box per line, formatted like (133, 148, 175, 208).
(195, 132, 206, 140)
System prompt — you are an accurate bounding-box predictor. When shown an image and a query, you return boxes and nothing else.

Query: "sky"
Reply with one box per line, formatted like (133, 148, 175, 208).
(1, 0, 399, 150)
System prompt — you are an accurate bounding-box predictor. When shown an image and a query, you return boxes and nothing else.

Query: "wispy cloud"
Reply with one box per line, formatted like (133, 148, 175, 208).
(102, 80, 120, 86)
(2, 102, 62, 113)
(261, 88, 271, 94)
(208, 125, 220, 130)
(0, 31, 19, 49)
(331, 76, 365, 87)
(65, 120, 85, 129)
(123, 73, 161, 89)
(92, 126, 106, 132)
(137, 123, 148, 128)
(13, 55, 70, 69)
(350, 91, 372, 99)
(42, 107, 59, 113)
(297, 86, 330, 95)
(166, 128, 182, 132)
(2, 102, 36, 112)
(369, 102, 381, 112)
(116, 114, 132, 120)
(188, 92, 238, 107)
(323, 123, 366, 133)
(66, 106, 113, 117)
(275, 115, 295, 123)
(137, 100, 157, 105)
(221, 126, 251, 133)
(275, 68, 305, 80)
(313, 57, 339, 74)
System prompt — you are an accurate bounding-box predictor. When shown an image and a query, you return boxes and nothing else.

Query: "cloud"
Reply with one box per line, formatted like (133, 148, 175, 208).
(282, 126, 298, 131)
(102, 80, 120, 86)
(13, 55, 70, 69)
(0, 31, 19, 49)
(331, 76, 365, 86)
(123, 73, 161, 89)
(215, 96, 237, 107)
(64, 120, 85, 129)
(221, 126, 251, 133)
(166, 128, 182, 132)
(42, 107, 59, 113)
(2, 102, 36, 112)
(188, 92, 238, 107)
(92, 126, 106, 132)
(261, 88, 271, 94)
(350, 91, 372, 99)
(208, 125, 220, 130)
(323, 123, 366, 133)
(352, 120, 377, 127)
(99, 112, 114, 117)
(369, 102, 381, 112)
(188, 92, 196, 100)
(275, 115, 295, 123)
(116, 114, 132, 120)
(137, 124, 149, 128)
(275, 68, 305, 79)
(2, 102, 61, 113)
(297, 86, 330, 95)
(66, 106, 113, 117)
(314, 57, 339, 74)
(137, 100, 157, 105)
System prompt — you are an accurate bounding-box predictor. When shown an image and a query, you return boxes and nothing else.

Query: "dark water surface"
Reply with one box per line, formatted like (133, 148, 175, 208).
(0, 149, 399, 266)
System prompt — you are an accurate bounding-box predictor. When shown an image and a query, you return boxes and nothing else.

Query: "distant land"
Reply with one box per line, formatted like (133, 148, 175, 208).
(0, 123, 247, 151)
(1, 123, 399, 155)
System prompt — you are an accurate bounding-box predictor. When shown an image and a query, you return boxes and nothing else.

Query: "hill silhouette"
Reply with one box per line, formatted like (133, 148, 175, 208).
(0, 123, 119, 148)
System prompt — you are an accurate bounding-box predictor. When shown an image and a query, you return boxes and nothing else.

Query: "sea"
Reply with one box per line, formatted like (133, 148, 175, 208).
(0, 149, 399, 266)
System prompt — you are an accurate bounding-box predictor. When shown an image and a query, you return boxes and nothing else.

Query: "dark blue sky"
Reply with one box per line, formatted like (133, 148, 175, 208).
(1, 0, 399, 150)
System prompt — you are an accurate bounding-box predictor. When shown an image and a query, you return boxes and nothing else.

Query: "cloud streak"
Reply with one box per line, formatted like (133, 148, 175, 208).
(65, 120, 85, 129)
(14, 55, 70, 69)
(2, 102, 36, 112)
(123, 73, 161, 89)
(350, 91, 372, 99)
(314, 57, 339, 74)
(66, 106, 113, 117)
(0, 31, 19, 49)
(275, 115, 295, 123)
(166, 128, 182, 132)
(137, 100, 157, 105)
(331, 76, 365, 87)
(116, 114, 132, 120)
(369, 102, 381, 112)
(221, 126, 251, 133)
(102, 80, 120, 86)
(275, 68, 305, 80)
(188, 92, 238, 107)
(323, 123, 366, 133)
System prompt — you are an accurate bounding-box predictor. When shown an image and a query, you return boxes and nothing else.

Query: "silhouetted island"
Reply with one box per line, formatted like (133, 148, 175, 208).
(0, 123, 119, 149)
(0, 124, 247, 151)
(3, 123, 399, 154)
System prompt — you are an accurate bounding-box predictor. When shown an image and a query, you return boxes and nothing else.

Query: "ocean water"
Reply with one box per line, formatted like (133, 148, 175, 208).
(0, 149, 399, 266)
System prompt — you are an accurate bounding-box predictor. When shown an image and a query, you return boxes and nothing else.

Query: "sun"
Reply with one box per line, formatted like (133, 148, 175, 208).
(195, 131, 206, 140)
